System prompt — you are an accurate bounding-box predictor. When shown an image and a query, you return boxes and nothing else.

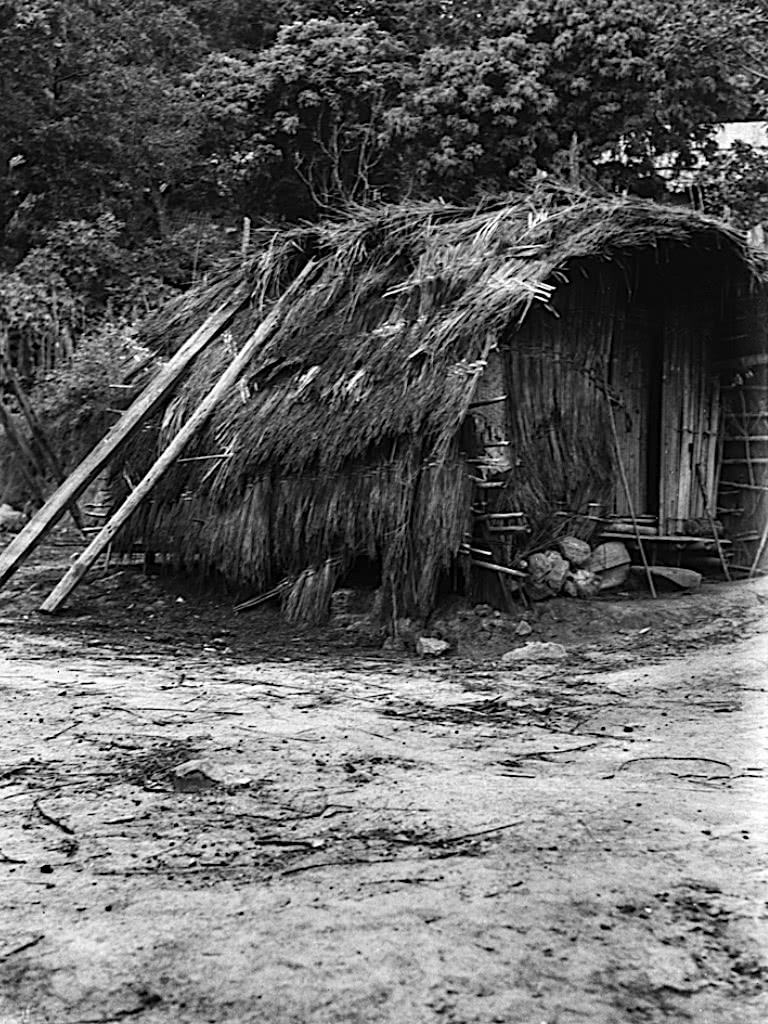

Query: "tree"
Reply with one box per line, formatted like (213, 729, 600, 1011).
(395, 0, 768, 199)
(188, 19, 412, 218)
(0, 1, 207, 250)
(696, 141, 768, 231)
(393, 37, 557, 199)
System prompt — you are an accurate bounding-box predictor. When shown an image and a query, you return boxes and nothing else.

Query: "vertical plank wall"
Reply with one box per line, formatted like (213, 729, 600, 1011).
(658, 299, 720, 534)
(501, 262, 620, 520)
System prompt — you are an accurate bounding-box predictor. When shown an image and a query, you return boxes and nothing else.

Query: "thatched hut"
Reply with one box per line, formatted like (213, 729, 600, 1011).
(122, 190, 768, 620)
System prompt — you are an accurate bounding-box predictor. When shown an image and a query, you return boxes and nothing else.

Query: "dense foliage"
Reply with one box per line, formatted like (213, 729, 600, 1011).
(0, 0, 766, 384)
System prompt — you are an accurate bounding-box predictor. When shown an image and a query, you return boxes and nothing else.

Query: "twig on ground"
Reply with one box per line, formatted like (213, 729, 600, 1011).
(281, 821, 523, 877)
(71, 1004, 159, 1024)
(358, 876, 445, 886)
(616, 756, 732, 773)
(45, 721, 82, 741)
(440, 820, 523, 844)
(33, 798, 76, 835)
(0, 848, 27, 864)
(281, 858, 366, 877)
(506, 742, 599, 761)
(0, 935, 44, 960)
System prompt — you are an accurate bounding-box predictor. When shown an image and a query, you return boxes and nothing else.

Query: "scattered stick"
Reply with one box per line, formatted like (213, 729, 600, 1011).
(605, 392, 657, 598)
(440, 820, 523, 843)
(40, 262, 317, 615)
(616, 756, 732, 773)
(281, 858, 369, 877)
(70, 1003, 160, 1024)
(0, 935, 44, 960)
(0, 848, 26, 864)
(750, 512, 768, 577)
(44, 721, 81, 741)
(470, 559, 527, 579)
(504, 741, 599, 761)
(33, 798, 76, 836)
(694, 462, 731, 581)
(0, 282, 250, 591)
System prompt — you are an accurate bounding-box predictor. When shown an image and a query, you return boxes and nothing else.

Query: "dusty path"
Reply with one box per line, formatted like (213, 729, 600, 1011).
(0, 553, 767, 1023)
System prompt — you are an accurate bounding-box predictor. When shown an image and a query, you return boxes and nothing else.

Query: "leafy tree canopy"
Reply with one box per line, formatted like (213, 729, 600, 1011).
(1, 0, 767, 380)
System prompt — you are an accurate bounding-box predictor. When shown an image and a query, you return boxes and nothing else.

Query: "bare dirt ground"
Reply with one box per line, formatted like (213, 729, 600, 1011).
(1, 533, 767, 1024)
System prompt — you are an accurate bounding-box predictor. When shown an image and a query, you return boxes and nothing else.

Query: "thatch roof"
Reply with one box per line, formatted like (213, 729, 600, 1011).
(126, 189, 764, 620)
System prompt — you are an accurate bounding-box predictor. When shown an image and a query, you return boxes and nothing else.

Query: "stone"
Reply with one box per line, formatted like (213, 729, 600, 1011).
(527, 551, 553, 583)
(172, 759, 256, 793)
(330, 588, 356, 616)
(588, 541, 631, 591)
(596, 563, 631, 590)
(394, 617, 419, 645)
(588, 541, 631, 573)
(514, 619, 533, 637)
(564, 568, 601, 599)
(556, 536, 592, 568)
(501, 641, 567, 663)
(544, 552, 569, 592)
(631, 565, 702, 591)
(381, 635, 408, 652)
(415, 636, 451, 657)
(526, 550, 569, 598)
(0, 503, 26, 533)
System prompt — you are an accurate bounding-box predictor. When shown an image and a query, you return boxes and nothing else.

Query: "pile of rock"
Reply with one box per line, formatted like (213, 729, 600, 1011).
(525, 537, 631, 601)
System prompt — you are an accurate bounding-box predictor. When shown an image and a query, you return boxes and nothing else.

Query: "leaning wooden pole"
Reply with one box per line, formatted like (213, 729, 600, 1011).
(694, 462, 731, 582)
(750, 511, 768, 577)
(40, 262, 315, 613)
(0, 283, 250, 590)
(605, 394, 657, 599)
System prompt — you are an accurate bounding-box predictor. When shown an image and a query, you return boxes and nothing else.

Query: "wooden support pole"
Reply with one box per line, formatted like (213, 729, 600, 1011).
(0, 282, 250, 590)
(606, 395, 657, 599)
(750, 515, 768, 577)
(39, 263, 315, 613)
(694, 462, 731, 581)
(470, 558, 527, 580)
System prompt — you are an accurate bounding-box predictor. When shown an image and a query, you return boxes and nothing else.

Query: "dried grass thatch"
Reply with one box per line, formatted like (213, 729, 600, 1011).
(122, 187, 764, 620)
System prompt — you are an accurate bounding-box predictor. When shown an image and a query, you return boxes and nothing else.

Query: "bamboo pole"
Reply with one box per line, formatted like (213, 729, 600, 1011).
(0, 282, 250, 590)
(605, 394, 657, 599)
(470, 558, 527, 579)
(750, 514, 768, 576)
(694, 462, 731, 581)
(40, 263, 315, 613)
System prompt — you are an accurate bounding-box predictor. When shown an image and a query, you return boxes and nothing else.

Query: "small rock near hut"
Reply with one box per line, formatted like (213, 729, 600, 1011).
(501, 641, 567, 663)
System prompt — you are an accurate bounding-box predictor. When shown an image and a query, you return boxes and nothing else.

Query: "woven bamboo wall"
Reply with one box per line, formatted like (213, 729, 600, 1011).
(499, 261, 618, 525)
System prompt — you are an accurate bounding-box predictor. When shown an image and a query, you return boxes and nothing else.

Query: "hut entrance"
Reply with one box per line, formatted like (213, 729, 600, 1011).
(498, 254, 727, 542)
(606, 262, 722, 535)
(607, 302, 664, 522)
